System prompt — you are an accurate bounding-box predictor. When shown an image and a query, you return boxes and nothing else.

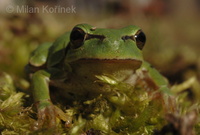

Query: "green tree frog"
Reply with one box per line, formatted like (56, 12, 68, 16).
(26, 24, 170, 130)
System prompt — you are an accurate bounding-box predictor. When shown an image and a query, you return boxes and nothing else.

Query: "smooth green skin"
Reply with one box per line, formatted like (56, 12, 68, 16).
(28, 24, 169, 125)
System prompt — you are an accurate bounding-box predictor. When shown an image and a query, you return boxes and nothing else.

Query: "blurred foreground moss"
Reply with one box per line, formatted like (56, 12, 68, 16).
(0, 72, 34, 134)
(0, 72, 200, 134)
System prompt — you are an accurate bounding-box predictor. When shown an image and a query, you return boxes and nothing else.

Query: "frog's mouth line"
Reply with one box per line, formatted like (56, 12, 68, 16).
(76, 58, 141, 63)
(71, 58, 142, 70)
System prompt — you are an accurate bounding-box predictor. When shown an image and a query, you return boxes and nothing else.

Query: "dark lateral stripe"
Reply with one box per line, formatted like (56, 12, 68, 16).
(86, 34, 105, 41)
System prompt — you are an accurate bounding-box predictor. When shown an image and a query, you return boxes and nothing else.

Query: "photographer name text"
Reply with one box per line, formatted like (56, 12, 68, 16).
(6, 5, 76, 14)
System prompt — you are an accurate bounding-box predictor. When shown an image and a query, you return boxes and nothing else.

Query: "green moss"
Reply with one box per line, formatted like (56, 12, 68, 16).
(1, 72, 200, 134)
(0, 73, 35, 134)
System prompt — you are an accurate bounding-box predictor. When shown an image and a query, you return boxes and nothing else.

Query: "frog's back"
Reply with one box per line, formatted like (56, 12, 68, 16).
(47, 32, 70, 68)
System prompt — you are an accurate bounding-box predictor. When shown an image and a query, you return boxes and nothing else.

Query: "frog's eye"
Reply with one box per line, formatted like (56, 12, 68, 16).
(134, 30, 146, 50)
(70, 27, 86, 49)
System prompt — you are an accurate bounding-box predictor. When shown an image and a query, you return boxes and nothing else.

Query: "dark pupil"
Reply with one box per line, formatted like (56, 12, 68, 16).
(135, 31, 146, 50)
(70, 28, 85, 49)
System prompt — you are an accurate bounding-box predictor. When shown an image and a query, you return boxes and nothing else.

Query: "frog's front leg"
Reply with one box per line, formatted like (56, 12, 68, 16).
(136, 62, 175, 112)
(31, 70, 68, 129)
(31, 70, 56, 129)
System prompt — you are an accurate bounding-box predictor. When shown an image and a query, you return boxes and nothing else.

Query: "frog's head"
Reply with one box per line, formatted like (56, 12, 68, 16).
(66, 24, 146, 65)
(65, 24, 146, 72)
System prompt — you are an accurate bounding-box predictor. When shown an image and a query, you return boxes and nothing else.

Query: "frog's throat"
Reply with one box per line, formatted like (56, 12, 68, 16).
(68, 58, 142, 87)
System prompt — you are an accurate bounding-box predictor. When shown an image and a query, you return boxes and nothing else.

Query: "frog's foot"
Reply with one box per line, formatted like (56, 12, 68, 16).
(33, 102, 72, 131)
(35, 104, 56, 129)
